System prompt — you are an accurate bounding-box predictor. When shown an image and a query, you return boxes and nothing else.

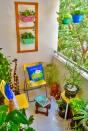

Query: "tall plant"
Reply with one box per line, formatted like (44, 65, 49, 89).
(58, 0, 88, 70)
(0, 50, 11, 104)
(0, 51, 11, 83)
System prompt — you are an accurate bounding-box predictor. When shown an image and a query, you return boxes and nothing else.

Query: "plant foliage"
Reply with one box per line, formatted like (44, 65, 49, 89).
(0, 105, 35, 131)
(0, 51, 11, 83)
(58, 0, 88, 70)
(20, 10, 35, 16)
(44, 64, 59, 86)
(21, 32, 35, 39)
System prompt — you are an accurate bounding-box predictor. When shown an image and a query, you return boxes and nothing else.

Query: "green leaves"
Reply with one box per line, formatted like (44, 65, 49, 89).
(58, 0, 88, 70)
(0, 52, 11, 83)
(21, 32, 35, 39)
(0, 105, 35, 131)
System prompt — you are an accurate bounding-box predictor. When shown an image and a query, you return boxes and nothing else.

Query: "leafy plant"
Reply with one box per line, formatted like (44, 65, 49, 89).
(73, 109, 88, 130)
(44, 64, 59, 87)
(20, 10, 35, 16)
(21, 32, 35, 39)
(72, 10, 84, 15)
(0, 105, 35, 131)
(70, 98, 87, 113)
(0, 51, 11, 83)
(0, 50, 11, 104)
(65, 64, 81, 87)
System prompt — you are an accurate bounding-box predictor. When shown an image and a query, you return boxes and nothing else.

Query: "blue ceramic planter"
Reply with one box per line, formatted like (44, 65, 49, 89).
(72, 15, 83, 23)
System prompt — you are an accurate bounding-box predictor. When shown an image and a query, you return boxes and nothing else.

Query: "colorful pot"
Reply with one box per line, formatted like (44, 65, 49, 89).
(72, 15, 83, 23)
(20, 15, 35, 22)
(62, 18, 71, 25)
(21, 38, 35, 44)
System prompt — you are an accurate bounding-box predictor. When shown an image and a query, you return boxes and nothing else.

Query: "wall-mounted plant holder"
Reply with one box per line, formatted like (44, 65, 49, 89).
(15, 2, 38, 53)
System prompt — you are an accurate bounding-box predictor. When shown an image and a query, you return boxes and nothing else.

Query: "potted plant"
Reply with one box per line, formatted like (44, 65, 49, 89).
(64, 65, 81, 98)
(0, 105, 35, 131)
(72, 10, 83, 23)
(62, 14, 71, 25)
(0, 50, 11, 104)
(56, 99, 72, 119)
(73, 109, 88, 131)
(20, 9, 35, 22)
(44, 64, 61, 99)
(20, 32, 35, 44)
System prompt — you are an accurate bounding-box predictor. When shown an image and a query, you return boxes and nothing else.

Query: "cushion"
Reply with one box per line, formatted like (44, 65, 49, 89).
(26, 64, 44, 82)
(4, 83, 14, 100)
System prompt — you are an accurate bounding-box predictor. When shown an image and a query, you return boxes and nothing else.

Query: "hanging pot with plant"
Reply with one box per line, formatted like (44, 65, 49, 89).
(20, 9, 35, 22)
(20, 32, 35, 44)
(62, 14, 71, 25)
(72, 10, 83, 23)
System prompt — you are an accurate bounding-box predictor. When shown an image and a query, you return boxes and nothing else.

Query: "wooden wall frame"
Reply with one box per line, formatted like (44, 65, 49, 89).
(15, 2, 38, 53)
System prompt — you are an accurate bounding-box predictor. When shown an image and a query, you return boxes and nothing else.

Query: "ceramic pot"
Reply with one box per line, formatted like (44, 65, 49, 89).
(72, 15, 83, 23)
(21, 38, 35, 44)
(64, 83, 79, 98)
(20, 15, 35, 22)
(62, 18, 71, 25)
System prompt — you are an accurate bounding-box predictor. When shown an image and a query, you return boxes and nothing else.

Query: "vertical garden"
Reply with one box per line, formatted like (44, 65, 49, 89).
(57, 0, 88, 70)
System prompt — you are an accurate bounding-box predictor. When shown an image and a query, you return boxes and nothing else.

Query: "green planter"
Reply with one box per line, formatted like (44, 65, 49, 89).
(21, 38, 35, 44)
(62, 18, 71, 25)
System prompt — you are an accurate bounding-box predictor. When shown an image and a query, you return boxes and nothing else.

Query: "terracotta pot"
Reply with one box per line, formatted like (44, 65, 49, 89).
(50, 83, 61, 99)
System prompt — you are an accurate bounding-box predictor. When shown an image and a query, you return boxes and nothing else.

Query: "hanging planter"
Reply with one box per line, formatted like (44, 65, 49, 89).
(72, 10, 83, 23)
(62, 14, 71, 25)
(62, 18, 71, 25)
(20, 10, 35, 22)
(20, 32, 35, 44)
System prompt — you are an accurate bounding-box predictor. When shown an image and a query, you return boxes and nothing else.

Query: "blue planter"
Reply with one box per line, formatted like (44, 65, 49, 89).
(72, 15, 83, 23)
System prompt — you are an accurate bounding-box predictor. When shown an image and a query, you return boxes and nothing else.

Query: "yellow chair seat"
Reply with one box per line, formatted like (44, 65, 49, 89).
(4, 93, 29, 109)
(26, 79, 46, 88)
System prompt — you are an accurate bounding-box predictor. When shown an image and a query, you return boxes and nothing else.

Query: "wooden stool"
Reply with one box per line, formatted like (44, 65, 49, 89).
(35, 102, 51, 116)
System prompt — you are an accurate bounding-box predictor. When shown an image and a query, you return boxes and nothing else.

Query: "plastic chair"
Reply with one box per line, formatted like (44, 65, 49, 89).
(23, 62, 47, 102)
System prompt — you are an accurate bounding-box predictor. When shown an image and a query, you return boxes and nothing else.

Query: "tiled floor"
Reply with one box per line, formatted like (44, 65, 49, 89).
(26, 88, 70, 131)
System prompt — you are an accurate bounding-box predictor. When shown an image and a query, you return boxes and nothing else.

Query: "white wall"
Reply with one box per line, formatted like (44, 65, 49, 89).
(0, 0, 59, 82)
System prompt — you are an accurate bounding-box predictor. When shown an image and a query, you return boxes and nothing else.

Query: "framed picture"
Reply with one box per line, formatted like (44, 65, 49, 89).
(15, 2, 38, 53)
